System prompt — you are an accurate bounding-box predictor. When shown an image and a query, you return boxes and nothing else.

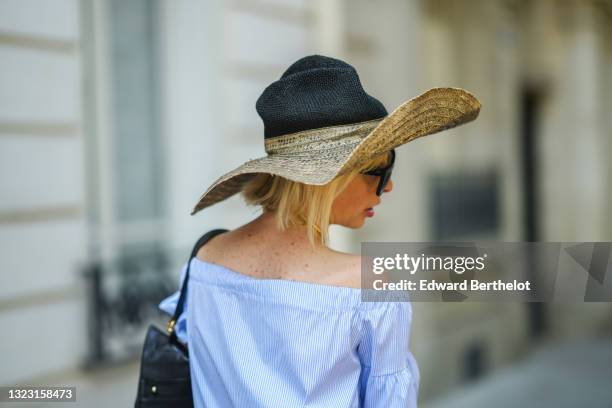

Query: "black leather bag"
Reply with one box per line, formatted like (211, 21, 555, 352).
(135, 228, 229, 408)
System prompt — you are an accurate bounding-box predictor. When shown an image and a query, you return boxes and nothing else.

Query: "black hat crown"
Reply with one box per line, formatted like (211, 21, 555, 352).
(256, 55, 388, 139)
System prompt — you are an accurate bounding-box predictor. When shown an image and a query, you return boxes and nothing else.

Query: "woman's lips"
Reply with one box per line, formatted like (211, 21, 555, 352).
(365, 207, 374, 217)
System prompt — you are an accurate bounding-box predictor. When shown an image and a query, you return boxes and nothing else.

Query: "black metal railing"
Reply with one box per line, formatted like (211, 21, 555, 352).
(83, 247, 177, 366)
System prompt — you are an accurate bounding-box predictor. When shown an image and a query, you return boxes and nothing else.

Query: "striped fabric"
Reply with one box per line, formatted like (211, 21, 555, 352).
(159, 257, 420, 407)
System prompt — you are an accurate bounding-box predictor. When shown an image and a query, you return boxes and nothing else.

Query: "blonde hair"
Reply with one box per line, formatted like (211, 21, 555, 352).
(241, 151, 392, 248)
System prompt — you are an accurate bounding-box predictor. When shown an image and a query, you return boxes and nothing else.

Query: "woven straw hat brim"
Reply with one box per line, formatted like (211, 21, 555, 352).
(191, 87, 481, 215)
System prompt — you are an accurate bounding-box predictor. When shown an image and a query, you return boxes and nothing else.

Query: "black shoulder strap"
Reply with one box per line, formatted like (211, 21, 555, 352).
(168, 228, 229, 337)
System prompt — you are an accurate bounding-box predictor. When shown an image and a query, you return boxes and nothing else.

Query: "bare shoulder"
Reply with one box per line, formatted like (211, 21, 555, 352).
(321, 251, 363, 289)
(195, 229, 233, 262)
(331, 252, 385, 290)
(194, 228, 366, 289)
(194, 229, 274, 277)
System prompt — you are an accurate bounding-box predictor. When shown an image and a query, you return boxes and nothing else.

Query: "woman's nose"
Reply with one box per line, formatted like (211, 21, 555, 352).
(383, 178, 393, 194)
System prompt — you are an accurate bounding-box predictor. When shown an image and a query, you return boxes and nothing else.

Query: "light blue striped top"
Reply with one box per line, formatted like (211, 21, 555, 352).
(159, 257, 420, 407)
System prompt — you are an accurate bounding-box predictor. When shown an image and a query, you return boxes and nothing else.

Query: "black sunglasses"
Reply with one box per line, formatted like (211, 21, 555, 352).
(361, 149, 395, 196)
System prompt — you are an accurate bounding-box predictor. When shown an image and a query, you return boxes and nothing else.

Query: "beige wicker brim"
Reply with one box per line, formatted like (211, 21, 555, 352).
(191, 87, 481, 215)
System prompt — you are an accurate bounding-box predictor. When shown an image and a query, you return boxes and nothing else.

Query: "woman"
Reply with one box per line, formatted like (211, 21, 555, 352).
(160, 55, 480, 407)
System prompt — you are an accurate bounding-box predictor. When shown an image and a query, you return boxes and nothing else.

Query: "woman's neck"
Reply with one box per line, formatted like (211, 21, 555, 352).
(242, 210, 326, 250)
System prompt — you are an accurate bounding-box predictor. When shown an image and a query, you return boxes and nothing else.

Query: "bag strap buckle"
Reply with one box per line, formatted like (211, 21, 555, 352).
(166, 319, 176, 334)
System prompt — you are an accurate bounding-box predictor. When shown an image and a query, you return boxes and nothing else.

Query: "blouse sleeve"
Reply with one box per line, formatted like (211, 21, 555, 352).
(357, 302, 420, 407)
(158, 263, 189, 345)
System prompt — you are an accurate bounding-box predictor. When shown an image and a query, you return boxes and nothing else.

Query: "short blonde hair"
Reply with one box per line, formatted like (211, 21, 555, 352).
(241, 151, 392, 248)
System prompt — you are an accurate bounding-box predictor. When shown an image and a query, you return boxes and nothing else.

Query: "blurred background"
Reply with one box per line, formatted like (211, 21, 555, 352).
(1, 0, 612, 406)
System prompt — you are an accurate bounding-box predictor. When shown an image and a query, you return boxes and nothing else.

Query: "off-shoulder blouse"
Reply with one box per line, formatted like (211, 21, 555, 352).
(159, 257, 419, 407)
